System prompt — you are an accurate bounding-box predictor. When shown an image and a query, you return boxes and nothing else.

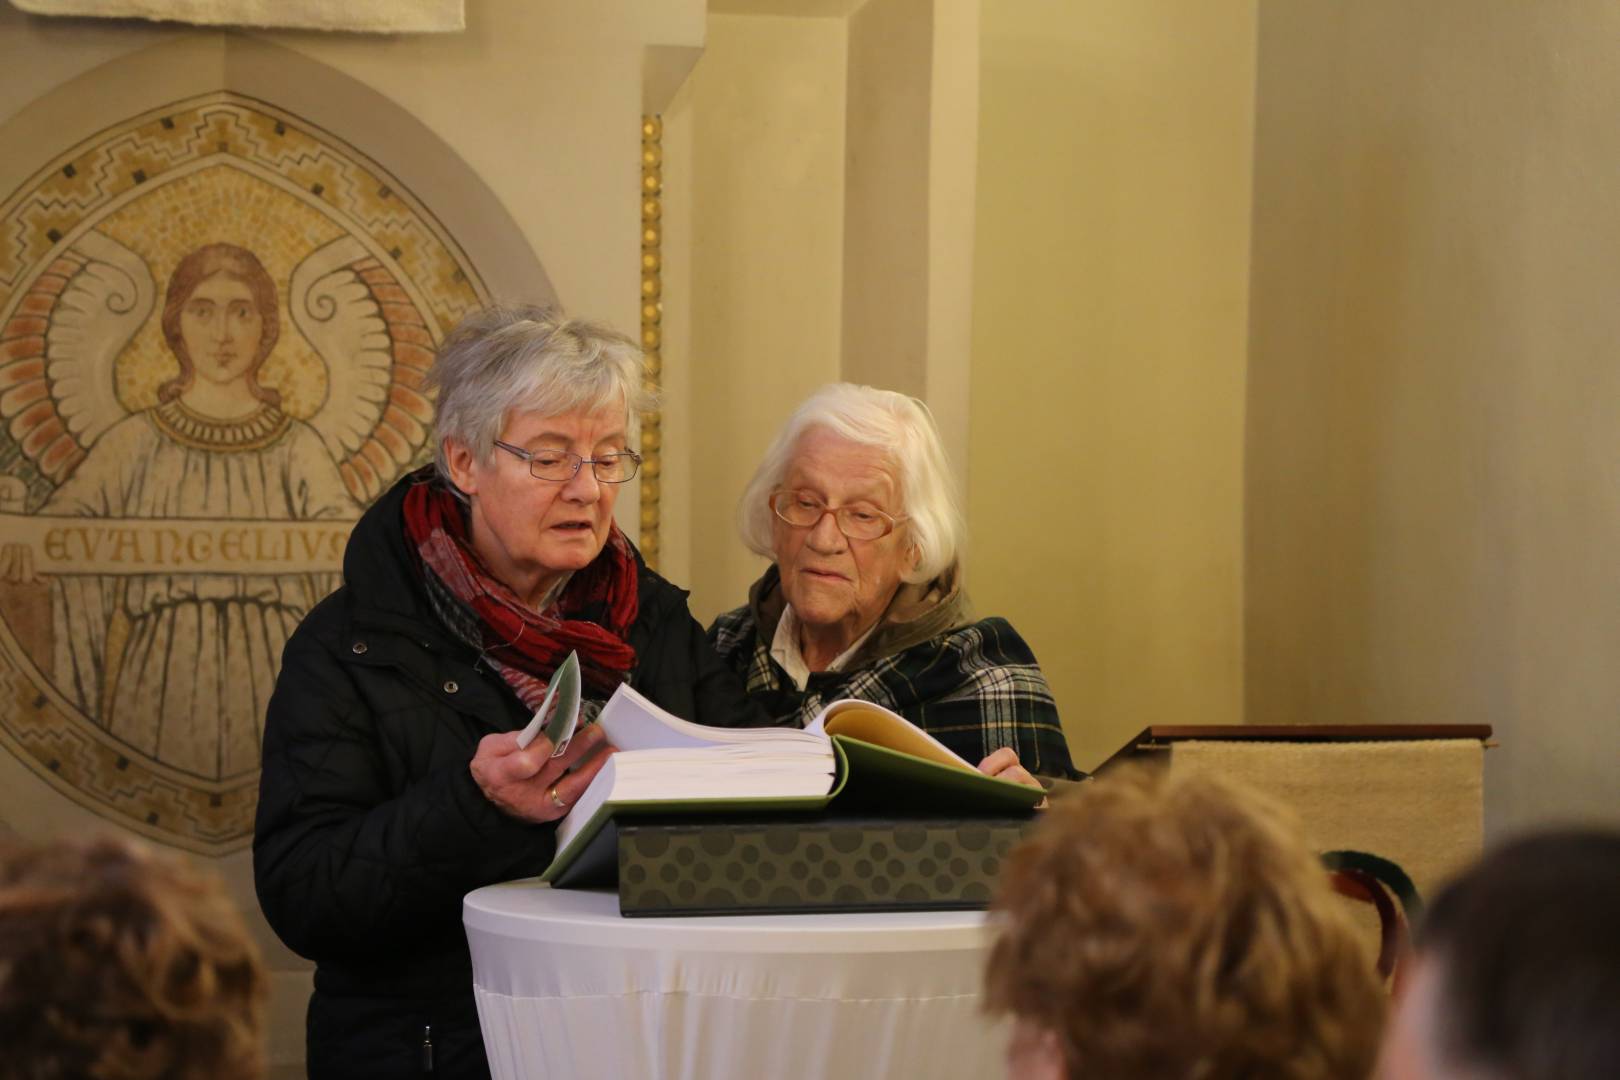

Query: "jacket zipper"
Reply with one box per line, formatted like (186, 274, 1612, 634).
(422, 1024, 434, 1073)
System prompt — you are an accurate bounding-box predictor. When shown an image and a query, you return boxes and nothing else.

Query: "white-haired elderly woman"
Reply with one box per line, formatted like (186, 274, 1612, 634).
(255, 306, 769, 1080)
(709, 383, 1079, 788)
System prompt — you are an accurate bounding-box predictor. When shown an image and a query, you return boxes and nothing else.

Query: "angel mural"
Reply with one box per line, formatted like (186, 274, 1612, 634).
(3, 229, 434, 783)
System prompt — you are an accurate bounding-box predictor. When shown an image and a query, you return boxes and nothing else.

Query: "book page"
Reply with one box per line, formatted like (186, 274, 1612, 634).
(598, 684, 827, 753)
(809, 699, 975, 771)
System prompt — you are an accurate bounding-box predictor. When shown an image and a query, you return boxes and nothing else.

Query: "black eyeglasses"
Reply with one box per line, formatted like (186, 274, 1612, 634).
(769, 489, 906, 541)
(493, 440, 642, 483)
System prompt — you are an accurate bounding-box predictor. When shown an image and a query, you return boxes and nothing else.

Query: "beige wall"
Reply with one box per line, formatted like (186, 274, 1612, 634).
(922, 0, 979, 481)
(670, 13, 849, 621)
(969, 1, 1257, 771)
(840, 0, 978, 482)
(841, 0, 931, 399)
(1247, 0, 1620, 835)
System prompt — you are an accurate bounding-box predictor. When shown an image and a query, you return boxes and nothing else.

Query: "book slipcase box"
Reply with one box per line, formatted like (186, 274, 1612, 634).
(611, 814, 1037, 917)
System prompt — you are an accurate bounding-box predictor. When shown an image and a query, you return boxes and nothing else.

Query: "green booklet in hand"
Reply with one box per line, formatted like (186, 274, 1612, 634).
(515, 651, 582, 757)
(540, 685, 1043, 886)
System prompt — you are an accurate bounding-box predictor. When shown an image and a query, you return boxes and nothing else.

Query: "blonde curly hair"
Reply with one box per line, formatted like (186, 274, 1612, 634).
(0, 834, 267, 1080)
(984, 765, 1385, 1080)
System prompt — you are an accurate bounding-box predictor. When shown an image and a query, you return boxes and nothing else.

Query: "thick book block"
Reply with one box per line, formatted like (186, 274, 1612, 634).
(615, 814, 1036, 917)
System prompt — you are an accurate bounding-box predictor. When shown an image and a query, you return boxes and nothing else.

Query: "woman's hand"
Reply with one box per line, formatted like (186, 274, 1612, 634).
(469, 723, 615, 824)
(977, 747, 1045, 795)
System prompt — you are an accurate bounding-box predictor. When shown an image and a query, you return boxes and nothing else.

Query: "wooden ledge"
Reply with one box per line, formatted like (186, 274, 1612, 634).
(1100, 724, 1494, 773)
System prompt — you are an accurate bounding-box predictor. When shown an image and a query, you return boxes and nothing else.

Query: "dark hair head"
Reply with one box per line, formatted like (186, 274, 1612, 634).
(0, 834, 268, 1080)
(1420, 828, 1620, 1080)
(158, 242, 282, 407)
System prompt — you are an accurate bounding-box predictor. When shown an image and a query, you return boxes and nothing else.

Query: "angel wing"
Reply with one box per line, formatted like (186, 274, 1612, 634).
(293, 236, 437, 504)
(0, 230, 153, 483)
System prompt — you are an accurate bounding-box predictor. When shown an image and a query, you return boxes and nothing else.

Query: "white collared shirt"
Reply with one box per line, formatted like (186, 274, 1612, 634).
(769, 603, 879, 691)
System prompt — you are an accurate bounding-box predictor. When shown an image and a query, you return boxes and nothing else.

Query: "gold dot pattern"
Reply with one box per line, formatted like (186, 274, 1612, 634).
(98, 164, 342, 418)
(639, 114, 663, 570)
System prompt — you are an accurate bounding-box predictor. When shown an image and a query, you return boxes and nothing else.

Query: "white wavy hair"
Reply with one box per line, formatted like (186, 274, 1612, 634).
(428, 305, 656, 491)
(738, 383, 965, 583)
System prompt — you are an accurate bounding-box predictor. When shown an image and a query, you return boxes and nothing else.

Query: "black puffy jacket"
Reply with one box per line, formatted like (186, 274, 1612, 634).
(253, 474, 768, 1079)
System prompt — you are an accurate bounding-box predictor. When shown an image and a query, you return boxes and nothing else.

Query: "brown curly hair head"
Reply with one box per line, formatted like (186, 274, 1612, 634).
(984, 765, 1386, 1080)
(157, 242, 282, 408)
(0, 834, 267, 1080)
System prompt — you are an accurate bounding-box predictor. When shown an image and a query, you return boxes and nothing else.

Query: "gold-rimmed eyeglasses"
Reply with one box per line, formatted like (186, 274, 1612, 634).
(769, 489, 906, 541)
(493, 440, 642, 483)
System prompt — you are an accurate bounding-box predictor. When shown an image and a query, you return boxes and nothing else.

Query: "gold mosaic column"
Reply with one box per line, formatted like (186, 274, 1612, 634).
(639, 115, 663, 570)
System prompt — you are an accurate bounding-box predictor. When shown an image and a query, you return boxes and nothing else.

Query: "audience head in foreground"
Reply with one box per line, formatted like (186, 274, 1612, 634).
(0, 834, 267, 1080)
(985, 765, 1385, 1080)
(709, 381, 1078, 784)
(1378, 828, 1620, 1080)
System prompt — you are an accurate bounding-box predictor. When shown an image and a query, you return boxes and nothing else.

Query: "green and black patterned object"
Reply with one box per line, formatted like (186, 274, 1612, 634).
(616, 815, 1035, 917)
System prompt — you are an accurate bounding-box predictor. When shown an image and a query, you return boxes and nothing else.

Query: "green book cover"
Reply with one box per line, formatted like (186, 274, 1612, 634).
(827, 733, 1047, 815)
(542, 791, 836, 886)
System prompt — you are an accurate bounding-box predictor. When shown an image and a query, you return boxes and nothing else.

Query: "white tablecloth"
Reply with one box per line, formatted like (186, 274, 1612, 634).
(463, 883, 1006, 1080)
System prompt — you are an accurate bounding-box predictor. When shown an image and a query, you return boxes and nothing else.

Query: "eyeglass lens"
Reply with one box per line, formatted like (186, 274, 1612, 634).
(527, 450, 639, 483)
(771, 491, 894, 540)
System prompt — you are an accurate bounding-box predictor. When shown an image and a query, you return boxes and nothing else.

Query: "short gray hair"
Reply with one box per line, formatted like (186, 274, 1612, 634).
(738, 383, 965, 583)
(428, 305, 656, 487)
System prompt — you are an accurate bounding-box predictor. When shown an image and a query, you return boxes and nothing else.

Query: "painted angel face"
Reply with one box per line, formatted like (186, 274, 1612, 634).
(179, 273, 264, 387)
(446, 401, 628, 606)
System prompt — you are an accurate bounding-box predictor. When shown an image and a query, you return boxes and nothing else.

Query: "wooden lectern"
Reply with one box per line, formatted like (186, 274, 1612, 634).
(1099, 724, 1494, 908)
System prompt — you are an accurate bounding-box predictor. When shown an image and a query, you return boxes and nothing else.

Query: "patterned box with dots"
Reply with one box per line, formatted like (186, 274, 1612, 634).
(616, 815, 1036, 917)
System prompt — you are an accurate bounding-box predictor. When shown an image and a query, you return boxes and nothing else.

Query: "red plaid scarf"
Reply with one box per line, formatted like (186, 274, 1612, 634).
(402, 478, 639, 703)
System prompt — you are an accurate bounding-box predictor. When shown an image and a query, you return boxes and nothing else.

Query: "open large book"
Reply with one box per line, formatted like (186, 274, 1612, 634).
(540, 684, 1044, 886)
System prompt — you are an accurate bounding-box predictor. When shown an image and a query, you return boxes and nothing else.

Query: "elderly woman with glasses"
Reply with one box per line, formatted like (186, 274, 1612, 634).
(255, 306, 768, 1080)
(709, 382, 1079, 788)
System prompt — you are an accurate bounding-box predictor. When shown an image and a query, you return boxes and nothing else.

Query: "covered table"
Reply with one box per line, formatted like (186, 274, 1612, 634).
(463, 882, 1005, 1080)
